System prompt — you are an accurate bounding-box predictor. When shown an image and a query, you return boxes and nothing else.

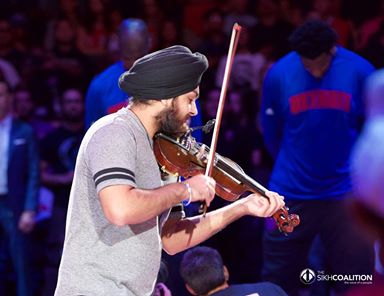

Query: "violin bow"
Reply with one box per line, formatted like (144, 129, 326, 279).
(202, 23, 242, 216)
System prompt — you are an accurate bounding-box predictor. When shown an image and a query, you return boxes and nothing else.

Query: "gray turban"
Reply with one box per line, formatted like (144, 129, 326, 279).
(118, 45, 208, 100)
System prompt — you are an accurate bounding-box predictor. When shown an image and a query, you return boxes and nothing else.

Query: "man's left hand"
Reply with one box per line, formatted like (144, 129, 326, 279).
(242, 191, 285, 218)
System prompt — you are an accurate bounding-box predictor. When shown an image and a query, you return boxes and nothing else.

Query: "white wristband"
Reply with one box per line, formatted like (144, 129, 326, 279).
(182, 182, 192, 206)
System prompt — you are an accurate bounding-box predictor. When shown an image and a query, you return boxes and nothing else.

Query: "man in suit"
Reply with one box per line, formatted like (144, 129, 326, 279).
(0, 79, 40, 296)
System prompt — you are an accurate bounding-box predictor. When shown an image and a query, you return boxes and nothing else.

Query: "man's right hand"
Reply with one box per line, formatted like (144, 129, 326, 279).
(184, 175, 216, 207)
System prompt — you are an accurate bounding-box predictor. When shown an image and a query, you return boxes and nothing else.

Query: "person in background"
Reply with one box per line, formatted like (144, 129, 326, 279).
(348, 68, 384, 295)
(13, 85, 56, 140)
(0, 79, 39, 296)
(356, 0, 384, 51)
(260, 20, 375, 295)
(250, 0, 294, 61)
(36, 16, 89, 119)
(0, 18, 26, 72)
(308, 0, 355, 49)
(84, 18, 151, 129)
(0, 57, 21, 89)
(180, 246, 287, 296)
(196, 7, 227, 91)
(40, 87, 85, 296)
(76, 0, 109, 59)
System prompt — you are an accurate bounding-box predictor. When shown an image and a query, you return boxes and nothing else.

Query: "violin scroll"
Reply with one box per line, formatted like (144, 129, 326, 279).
(273, 207, 300, 234)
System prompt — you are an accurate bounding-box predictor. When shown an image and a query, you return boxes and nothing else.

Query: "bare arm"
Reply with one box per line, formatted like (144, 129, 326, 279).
(99, 174, 215, 226)
(161, 191, 284, 255)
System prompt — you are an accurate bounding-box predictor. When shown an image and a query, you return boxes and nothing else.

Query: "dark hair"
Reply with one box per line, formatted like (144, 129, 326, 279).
(129, 96, 153, 105)
(288, 20, 338, 59)
(180, 246, 226, 295)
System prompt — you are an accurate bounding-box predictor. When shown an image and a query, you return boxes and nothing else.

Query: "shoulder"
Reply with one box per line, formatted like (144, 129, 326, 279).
(216, 282, 287, 296)
(89, 62, 125, 87)
(249, 282, 288, 295)
(85, 110, 137, 144)
(336, 47, 375, 73)
(88, 113, 131, 136)
(267, 52, 299, 78)
(273, 52, 299, 68)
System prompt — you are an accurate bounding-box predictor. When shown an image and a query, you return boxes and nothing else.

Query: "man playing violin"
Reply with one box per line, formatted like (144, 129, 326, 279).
(54, 45, 285, 296)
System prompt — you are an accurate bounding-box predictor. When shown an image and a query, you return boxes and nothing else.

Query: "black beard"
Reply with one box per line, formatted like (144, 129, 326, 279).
(156, 106, 188, 137)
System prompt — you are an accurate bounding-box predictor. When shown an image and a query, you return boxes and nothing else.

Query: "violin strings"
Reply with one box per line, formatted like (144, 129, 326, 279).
(201, 143, 267, 195)
(198, 143, 248, 182)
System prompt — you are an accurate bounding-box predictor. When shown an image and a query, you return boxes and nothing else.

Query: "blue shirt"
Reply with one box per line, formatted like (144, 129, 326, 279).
(85, 61, 127, 129)
(261, 47, 374, 200)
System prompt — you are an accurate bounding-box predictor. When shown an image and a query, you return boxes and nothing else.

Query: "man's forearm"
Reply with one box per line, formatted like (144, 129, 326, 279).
(161, 199, 248, 255)
(100, 182, 188, 226)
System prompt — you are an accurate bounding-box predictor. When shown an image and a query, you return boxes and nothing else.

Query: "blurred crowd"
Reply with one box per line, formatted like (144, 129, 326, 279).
(1, 0, 384, 295)
(1, 0, 383, 130)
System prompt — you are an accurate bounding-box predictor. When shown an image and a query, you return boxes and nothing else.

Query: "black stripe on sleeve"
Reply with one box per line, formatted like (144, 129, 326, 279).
(93, 168, 135, 181)
(94, 174, 135, 187)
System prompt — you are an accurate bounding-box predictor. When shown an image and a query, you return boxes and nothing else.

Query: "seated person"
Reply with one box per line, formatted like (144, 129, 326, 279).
(180, 246, 287, 296)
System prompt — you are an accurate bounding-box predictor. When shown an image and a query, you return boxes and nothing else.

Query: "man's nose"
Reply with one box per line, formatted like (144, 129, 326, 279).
(190, 101, 198, 116)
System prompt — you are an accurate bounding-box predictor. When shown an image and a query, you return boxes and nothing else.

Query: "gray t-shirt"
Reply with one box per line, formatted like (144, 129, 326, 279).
(55, 108, 172, 296)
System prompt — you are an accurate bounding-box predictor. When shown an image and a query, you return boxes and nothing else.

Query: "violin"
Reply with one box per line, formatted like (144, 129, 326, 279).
(153, 132, 300, 234)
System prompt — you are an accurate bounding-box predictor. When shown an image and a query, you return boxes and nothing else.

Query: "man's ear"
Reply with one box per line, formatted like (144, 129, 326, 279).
(223, 265, 229, 282)
(160, 98, 173, 108)
(185, 283, 198, 295)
